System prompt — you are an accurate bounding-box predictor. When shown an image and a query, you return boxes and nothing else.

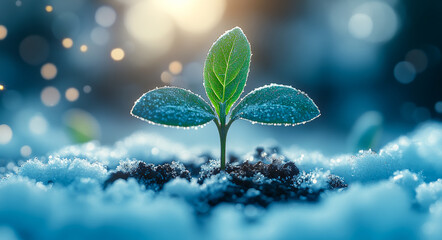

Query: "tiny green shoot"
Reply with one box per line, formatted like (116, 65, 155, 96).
(131, 27, 320, 170)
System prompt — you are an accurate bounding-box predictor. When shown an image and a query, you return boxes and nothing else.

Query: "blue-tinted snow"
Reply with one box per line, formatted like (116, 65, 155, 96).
(1, 122, 442, 239)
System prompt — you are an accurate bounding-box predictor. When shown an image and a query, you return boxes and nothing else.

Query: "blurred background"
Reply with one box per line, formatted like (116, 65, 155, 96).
(0, 0, 441, 162)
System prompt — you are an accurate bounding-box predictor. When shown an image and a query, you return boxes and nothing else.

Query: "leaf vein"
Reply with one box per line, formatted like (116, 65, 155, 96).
(222, 34, 238, 101)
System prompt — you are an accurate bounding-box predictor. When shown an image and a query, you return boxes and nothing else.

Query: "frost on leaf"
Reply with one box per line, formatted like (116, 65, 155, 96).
(231, 84, 320, 125)
(131, 87, 216, 128)
(203, 27, 251, 116)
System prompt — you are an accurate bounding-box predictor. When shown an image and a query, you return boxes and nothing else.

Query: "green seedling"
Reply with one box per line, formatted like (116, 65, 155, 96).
(131, 27, 320, 170)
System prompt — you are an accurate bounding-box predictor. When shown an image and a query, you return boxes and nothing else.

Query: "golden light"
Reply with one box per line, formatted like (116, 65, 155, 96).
(45, 5, 53, 13)
(41, 86, 61, 107)
(40, 63, 57, 80)
(125, 0, 174, 59)
(169, 61, 183, 75)
(80, 45, 88, 52)
(0, 85, 4, 91)
(62, 38, 73, 48)
(0, 25, 7, 40)
(65, 88, 80, 102)
(111, 48, 125, 61)
(161, 71, 174, 84)
(154, 0, 226, 33)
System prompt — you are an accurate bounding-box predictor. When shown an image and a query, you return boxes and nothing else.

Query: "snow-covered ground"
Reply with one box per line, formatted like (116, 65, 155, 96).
(1, 122, 442, 240)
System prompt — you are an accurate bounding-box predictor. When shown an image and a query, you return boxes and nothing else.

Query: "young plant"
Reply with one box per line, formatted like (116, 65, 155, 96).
(131, 27, 320, 170)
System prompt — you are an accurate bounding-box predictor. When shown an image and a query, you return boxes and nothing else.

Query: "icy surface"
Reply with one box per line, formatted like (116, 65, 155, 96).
(131, 87, 215, 128)
(1, 122, 442, 239)
(231, 84, 320, 126)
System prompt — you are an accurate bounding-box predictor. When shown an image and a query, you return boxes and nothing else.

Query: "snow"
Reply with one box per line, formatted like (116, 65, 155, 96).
(416, 179, 442, 209)
(288, 123, 442, 183)
(1, 122, 442, 239)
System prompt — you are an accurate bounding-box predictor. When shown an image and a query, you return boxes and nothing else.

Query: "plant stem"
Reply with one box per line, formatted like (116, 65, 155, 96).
(219, 124, 227, 170)
(216, 104, 236, 171)
(218, 103, 227, 170)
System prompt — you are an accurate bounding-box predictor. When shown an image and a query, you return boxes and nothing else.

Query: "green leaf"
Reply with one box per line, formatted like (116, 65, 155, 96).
(203, 27, 251, 116)
(231, 84, 320, 125)
(131, 87, 216, 128)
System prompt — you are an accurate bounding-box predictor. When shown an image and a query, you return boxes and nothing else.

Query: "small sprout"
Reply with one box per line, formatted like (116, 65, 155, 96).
(131, 27, 320, 170)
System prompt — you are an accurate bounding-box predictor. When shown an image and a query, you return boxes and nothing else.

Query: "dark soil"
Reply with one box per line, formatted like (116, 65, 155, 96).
(104, 161, 191, 191)
(105, 147, 347, 212)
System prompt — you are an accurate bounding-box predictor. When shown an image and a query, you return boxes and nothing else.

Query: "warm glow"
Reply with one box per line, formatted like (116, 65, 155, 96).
(41, 86, 61, 107)
(125, 0, 174, 59)
(45, 5, 53, 13)
(62, 38, 73, 48)
(0, 25, 7, 40)
(0, 85, 4, 91)
(111, 48, 125, 61)
(169, 61, 183, 75)
(80, 45, 88, 52)
(65, 87, 80, 102)
(40, 63, 57, 80)
(154, 0, 225, 33)
(161, 71, 173, 84)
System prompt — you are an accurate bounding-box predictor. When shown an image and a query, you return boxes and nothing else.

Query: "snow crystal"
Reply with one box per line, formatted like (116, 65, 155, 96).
(52, 132, 202, 168)
(416, 179, 442, 209)
(390, 169, 424, 196)
(0, 122, 442, 239)
(18, 156, 108, 185)
(289, 122, 442, 183)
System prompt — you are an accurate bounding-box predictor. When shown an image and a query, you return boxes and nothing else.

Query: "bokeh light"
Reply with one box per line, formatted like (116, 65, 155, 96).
(0, 0, 440, 161)
(80, 45, 88, 52)
(111, 48, 125, 61)
(64, 109, 100, 143)
(65, 87, 80, 102)
(20, 145, 32, 157)
(169, 61, 183, 75)
(0, 25, 7, 40)
(353, 1, 399, 43)
(348, 13, 373, 39)
(29, 114, 48, 135)
(394, 61, 416, 84)
(41, 87, 61, 107)
(161, 71, 174, 84)
(83, 85, 92, 93)
(40, 63, 57, 80)
(62, 38, 73, 48)
(0, 124, 13, 144)
(95, 6, 117, 27)
(45, 5, 53, 13)
(125, 0, 174, 58)
(154, 0, 226, 33)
